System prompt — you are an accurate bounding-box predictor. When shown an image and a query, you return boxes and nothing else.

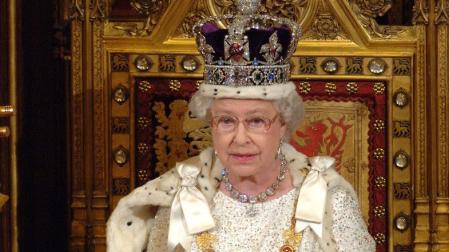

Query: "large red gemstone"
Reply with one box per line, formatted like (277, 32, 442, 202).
(229, 43, 244, 61)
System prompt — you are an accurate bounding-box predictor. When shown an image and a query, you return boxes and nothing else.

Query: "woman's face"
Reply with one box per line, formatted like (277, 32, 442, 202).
(210, 99, 286, 178)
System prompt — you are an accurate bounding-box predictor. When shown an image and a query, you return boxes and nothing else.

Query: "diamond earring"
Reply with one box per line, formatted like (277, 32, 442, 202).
(276, 144, 282, 159)
(276, 138, 285, 159)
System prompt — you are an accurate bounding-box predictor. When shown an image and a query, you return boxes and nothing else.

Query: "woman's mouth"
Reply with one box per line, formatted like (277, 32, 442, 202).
(230, 153, 257, 162)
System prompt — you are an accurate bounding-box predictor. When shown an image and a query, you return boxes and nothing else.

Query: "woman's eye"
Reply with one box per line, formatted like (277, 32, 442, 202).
(218, 116, 236, 125)
(247, 117, 266, 127)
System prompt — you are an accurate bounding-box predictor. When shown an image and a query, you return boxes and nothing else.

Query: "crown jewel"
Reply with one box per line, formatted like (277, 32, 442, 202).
(193, 0, 301, 88)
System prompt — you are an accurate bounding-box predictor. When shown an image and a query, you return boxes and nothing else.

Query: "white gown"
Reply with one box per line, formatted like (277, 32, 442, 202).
(148, 187, 374, 252)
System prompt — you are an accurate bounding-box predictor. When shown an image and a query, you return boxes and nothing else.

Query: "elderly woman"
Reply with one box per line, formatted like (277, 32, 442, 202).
(107, 1, 375, 251)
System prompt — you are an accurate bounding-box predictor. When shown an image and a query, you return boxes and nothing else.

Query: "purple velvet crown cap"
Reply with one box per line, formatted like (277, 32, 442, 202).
(202, 23, 292, 62)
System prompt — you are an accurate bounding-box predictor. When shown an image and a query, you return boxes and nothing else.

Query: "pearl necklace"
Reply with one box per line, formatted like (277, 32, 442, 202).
(221, 154, 288, 216)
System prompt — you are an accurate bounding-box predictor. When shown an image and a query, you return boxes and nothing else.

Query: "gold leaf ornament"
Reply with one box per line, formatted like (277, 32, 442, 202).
(196, 232, 217, 252)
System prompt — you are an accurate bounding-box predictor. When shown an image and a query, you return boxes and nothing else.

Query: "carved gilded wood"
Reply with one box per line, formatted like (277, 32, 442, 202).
(434, 0, 449, 250)
(67, 0, 449, 251)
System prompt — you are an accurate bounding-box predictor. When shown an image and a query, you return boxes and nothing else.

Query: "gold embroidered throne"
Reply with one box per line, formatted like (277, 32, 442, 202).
(67, 1, 439, 251)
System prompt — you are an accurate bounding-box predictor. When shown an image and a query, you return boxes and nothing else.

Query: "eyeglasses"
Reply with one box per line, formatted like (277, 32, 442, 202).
(211, 113, 280, 134)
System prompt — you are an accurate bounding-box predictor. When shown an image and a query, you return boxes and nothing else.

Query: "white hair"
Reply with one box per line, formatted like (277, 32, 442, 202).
(188, 91, 304, 139)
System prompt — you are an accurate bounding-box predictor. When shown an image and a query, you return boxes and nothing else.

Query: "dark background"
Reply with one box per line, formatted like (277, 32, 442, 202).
(15, 0, 69, 251)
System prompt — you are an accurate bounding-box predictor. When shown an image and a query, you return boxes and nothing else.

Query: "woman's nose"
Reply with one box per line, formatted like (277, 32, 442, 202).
(232, 122, 251, 144)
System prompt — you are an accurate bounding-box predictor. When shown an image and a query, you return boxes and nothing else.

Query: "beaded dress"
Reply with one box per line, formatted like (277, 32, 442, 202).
(147, 186, 374, 252)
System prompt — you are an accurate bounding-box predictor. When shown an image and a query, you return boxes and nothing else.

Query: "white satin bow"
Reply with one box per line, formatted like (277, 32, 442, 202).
(168, 163, 215, 251)
(295, 156, 335, 238)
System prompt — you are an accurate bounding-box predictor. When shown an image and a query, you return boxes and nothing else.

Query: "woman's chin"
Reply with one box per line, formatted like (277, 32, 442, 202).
(228, 164, 259, 178)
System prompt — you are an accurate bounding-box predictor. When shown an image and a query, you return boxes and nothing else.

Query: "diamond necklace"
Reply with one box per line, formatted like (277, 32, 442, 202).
(221, 154, 288, 216)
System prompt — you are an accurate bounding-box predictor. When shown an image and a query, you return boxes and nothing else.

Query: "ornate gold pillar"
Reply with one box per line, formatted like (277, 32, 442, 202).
(434, 0, 449, 250)
(69, 0, 108, 250)
(412, 0, 431, 250)
(414, 0, 449, 250)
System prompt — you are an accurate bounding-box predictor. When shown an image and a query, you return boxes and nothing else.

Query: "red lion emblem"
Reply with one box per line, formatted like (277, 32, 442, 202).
(290, 116, 352, 171)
